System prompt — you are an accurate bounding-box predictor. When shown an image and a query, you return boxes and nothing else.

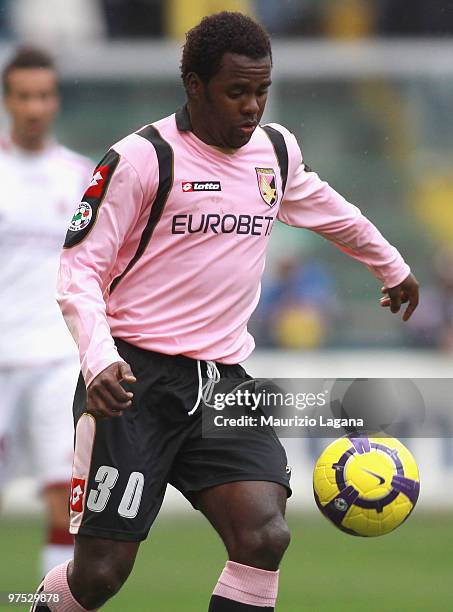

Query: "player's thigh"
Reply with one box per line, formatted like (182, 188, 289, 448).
(196, 480, 288, 540)
(169, 365, 292, 562)
(196, 481, 290, 569)
(28, 360, 78, 486)
(69, 346, 184, 543)
(170, 385, 292, 511)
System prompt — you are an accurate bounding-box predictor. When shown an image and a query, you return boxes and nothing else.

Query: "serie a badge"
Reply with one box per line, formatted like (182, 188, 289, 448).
(69, 201, 92, 232)
(255, 167, 278, 207)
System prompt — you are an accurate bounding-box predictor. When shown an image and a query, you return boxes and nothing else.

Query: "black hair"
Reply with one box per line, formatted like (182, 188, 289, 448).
(181, 12, 272, 85)
(2, 46, 55, 94)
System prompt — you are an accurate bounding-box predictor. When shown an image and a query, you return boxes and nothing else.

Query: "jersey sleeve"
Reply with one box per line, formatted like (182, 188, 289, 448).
(275, 126, 410, 288)
(57, 141, 157, 386)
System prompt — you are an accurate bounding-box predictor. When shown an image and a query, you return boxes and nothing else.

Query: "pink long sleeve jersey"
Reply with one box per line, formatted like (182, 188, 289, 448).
(58, 107, 410, 386)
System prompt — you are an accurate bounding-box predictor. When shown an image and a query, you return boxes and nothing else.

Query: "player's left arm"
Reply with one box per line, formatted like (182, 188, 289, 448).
(275, 127, 419, 321)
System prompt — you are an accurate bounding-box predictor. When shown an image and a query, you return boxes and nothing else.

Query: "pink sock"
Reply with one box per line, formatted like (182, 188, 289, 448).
(42, 560, 97, 612)
(212, 560, 279, 608)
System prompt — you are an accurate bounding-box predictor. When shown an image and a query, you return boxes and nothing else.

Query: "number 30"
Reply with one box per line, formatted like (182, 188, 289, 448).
(87, 466, 144, 518)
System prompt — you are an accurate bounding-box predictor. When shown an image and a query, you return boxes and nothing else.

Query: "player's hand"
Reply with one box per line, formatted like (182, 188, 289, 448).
(379, 272, 419, 322)
(87, 361, 137, 418)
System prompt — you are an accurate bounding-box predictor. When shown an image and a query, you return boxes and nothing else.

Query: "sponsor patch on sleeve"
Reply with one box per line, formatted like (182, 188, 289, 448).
(70, 477, 86, 513)
(64, 149, 120, 248)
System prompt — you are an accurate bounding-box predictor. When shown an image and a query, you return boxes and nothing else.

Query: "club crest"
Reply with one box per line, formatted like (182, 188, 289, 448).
(255, 167, 278, 207)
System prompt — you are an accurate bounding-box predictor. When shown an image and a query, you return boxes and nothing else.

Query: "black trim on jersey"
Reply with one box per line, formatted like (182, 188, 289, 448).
(262, 125, 289, 197)
(175, 105, 192, 132)
(63, 149, 120, 249)
(109, 125, 174, 293)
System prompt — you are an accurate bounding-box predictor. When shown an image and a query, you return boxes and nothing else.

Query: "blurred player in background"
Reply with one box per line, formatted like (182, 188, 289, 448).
(32, 12, 418, 612)
(0, 47, 92, 575)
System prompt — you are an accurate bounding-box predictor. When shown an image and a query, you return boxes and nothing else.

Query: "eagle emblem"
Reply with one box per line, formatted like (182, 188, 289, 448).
(255, 167, 278, 207)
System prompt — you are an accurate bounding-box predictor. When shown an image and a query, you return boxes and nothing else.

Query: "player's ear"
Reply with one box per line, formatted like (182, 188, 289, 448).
(185, 72, 204, 100)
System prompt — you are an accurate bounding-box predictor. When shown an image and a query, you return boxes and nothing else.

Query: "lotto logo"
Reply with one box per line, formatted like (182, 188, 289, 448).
(70, 477, 86, 513)
(84, 165, 109, 198)
(182, 181, 221, 192)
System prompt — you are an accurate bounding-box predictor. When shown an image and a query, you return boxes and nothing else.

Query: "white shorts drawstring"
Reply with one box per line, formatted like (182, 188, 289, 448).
(188, 360, 221, 416)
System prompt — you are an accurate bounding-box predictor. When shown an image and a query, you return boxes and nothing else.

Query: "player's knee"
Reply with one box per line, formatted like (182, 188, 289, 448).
(231, 516, 291, 569)
(71, 557, 133, 608)
(257, 518, 291, 564)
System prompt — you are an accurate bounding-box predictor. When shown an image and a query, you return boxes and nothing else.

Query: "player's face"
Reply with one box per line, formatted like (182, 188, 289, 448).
(192, 53, 272, 149)
(4, 68, 59, 150)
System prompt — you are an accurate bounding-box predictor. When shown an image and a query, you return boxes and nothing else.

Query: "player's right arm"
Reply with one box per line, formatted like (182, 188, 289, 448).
(57, 138, 158, 417)
(85, 361, 136, 418)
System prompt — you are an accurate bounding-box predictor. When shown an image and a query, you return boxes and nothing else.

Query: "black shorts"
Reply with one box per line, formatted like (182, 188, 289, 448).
(69, 338, 291, 542)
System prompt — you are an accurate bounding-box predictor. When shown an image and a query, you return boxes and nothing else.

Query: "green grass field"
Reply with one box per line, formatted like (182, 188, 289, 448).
(0, 511, 451, 611)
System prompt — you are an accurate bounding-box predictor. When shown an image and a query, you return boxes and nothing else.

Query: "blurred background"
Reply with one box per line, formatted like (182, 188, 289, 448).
(1, 1, 453, 610)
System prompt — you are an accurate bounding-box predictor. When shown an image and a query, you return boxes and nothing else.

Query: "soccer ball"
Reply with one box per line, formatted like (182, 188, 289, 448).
(313, 435, 420, 537)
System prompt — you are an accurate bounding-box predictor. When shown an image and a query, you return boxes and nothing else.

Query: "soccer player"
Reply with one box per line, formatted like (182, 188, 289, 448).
(32, 12, 419, 612)
(0, 48, 92, 574)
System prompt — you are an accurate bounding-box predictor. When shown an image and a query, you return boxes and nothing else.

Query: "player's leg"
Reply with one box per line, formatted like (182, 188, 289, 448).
(69, 535, 140, 607)
(30, 407, 148, 611)
(29, 361, 77, 574)
(199, 481, 289, 570)
(32, 535, 140, 611)
(170, 362, 292, 611)
(31, 342, 179, 610)
(198, 481, 289, 611)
